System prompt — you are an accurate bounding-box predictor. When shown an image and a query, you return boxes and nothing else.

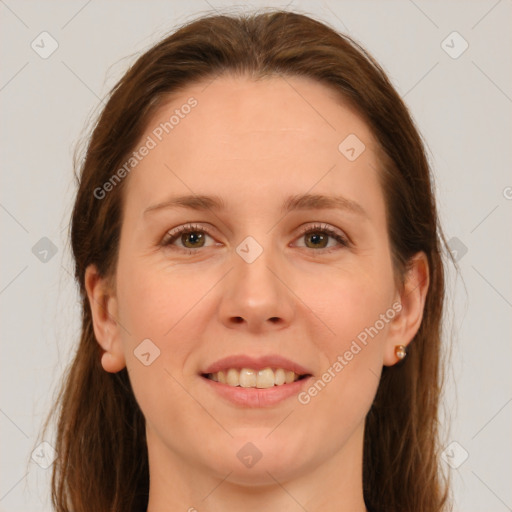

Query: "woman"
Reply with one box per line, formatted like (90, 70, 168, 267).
(41, 9, 451, 512)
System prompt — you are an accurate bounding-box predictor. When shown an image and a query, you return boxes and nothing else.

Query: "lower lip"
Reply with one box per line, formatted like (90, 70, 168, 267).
(201, 375, 312, 407)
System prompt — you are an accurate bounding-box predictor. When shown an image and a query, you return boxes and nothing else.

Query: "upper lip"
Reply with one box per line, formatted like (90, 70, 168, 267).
(201, 354, 312, 376)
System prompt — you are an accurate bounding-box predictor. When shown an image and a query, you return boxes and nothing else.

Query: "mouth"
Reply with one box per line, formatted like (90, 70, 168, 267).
(199, 354, 313, 406)
(201, 368, 311, 389)
(200, 354, 313, 387)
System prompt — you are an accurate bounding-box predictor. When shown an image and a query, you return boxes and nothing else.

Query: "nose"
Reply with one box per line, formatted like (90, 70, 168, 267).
(217, 241, 296, 333)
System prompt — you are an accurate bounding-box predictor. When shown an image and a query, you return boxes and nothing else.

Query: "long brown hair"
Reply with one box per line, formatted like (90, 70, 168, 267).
(38, 9, 451, 512)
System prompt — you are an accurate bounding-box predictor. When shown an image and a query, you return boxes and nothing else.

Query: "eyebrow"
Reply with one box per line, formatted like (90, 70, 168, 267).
(143, 193, 368, 218)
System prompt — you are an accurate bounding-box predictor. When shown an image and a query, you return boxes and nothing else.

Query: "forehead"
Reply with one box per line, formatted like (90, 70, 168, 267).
(122, 74, 383, 215)
(153, 74, 374, 157)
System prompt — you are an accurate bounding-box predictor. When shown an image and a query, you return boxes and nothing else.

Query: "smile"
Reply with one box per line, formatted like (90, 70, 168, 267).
(204, 367, 309, 388)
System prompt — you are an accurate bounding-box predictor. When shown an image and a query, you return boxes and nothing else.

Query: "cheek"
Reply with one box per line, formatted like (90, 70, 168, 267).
(293, 286, 391, 459)
(299, 265, 394, 408)
(116, 261, 210, 339)
(116, 265, 208, 435)
(114, 263, 201, 393)
(310, 259, 395, 350)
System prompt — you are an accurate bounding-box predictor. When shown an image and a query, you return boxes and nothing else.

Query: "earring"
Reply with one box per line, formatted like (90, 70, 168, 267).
(395, 345, 407, 360)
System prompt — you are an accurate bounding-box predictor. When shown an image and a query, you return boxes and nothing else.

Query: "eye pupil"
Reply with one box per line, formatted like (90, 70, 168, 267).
(306, 232, 327, 248)
(183, 232, 205, 248)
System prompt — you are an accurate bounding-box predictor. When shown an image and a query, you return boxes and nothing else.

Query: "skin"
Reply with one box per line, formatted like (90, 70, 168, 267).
(85, 75, 429, 512)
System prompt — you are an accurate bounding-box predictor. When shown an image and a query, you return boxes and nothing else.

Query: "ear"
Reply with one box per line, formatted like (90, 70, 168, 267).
(84, 264, 126, 373)
(383, 251, 429, 366)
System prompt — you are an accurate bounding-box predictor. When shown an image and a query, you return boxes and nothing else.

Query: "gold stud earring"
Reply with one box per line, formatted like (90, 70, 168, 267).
(395, 345, 407, 360)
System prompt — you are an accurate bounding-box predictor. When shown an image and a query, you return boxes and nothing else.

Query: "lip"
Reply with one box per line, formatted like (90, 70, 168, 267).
(201, 354, 312, 376)
(201, 374, 313, 407)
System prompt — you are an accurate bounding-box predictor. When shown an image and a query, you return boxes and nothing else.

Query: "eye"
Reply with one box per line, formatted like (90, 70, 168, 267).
(161, 224, 217, 253)
(294, 223, 349, 252)
(161, 222, 350, 255)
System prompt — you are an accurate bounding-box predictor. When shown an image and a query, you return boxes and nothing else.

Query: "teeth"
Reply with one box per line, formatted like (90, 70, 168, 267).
(275, 368, 286, 386)
(256, 368, 274, 388)
(226, 368, 239, 386)
(207, 367, 303, 388)
(285, 370, 295, 384)
(239, 368, 256, 387)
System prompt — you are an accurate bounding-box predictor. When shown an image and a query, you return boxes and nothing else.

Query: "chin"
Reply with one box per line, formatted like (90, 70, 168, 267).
(206, 433, 312, 486)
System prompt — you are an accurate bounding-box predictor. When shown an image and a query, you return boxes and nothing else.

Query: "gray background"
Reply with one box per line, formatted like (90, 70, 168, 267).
(1, 0, 511, 510)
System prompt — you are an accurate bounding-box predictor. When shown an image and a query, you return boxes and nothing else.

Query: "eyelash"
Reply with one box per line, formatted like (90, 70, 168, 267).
(161, 223, 349, 255)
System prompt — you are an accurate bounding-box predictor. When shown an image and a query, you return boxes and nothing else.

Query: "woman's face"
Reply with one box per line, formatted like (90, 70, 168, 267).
(87, 75, 427, 488)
